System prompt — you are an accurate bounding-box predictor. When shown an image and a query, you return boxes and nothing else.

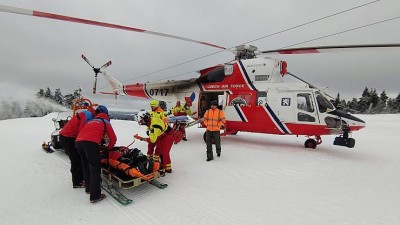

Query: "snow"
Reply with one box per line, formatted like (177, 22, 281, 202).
(0, 113, 399, 225)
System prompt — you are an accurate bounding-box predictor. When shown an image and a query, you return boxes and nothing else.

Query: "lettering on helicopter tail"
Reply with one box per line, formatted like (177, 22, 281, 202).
(148, 88, 169, 96)
(281, 98, 291, 106)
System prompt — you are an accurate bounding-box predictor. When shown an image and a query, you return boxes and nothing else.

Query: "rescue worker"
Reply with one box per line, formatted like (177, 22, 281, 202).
(76, 105, 117, 203)
(200, 100, 226, 161)
(59, 107, 95, 188)
(135, 110, 175, 173)
(172, 101, 188, 141)
(172, 101, 186, 116)
(147, 99, 168, 158)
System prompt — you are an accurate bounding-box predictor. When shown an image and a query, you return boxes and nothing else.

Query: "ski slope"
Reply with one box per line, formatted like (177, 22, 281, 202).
(0, 113, 399, 225)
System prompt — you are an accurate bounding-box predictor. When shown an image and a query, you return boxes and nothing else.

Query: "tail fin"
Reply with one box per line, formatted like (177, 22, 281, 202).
(102, 71, 125, 96)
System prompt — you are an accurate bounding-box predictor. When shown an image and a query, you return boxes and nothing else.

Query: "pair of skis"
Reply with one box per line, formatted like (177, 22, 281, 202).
(100, 177, 168, 206)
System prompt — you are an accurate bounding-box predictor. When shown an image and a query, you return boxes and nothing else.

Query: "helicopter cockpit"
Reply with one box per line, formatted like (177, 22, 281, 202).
(315, 91, 334, 113)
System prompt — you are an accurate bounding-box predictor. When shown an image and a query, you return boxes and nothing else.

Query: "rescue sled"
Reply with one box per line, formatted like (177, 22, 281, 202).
(42, 98, 97, 153)
(99, 146, 168, 205)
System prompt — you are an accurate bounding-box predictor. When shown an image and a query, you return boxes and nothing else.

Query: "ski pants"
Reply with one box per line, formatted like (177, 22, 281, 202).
(206, 130, 221, 160)
(156, 133, 174, 169)
(76, 141, 102, 201)
(59, 135, 83, 186)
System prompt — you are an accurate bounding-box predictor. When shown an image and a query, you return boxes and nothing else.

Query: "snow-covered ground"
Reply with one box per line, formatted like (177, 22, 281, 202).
(0, 113, 399, 225)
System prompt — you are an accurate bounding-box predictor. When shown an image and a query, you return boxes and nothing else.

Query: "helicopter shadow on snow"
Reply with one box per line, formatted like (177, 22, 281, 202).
(220, 133, 377, 162)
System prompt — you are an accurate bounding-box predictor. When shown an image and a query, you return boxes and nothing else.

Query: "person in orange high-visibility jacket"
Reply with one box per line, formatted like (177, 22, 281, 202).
(200, 100, 226, 161)
(135, 111, 174, 173)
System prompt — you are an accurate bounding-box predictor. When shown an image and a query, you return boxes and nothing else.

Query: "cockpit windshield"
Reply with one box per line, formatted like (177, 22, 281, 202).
(315, 91, 334, 113)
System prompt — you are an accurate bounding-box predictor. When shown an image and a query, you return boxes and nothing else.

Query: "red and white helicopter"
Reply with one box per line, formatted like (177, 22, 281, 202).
(2, 4, 399, 149)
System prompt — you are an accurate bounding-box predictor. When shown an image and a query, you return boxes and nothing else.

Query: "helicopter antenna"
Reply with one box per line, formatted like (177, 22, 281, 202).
(81, 54, 111, 94)
(286, 72, 317, 89)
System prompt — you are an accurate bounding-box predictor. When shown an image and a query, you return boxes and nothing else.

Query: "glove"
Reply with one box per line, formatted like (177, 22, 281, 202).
(134, 134, 142, 140)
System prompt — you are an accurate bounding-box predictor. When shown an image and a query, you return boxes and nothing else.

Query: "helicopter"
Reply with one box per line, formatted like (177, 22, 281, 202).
(1, 4, 399, 149)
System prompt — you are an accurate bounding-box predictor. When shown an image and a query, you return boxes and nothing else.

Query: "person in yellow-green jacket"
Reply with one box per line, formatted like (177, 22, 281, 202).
(135, 101, 175, 173)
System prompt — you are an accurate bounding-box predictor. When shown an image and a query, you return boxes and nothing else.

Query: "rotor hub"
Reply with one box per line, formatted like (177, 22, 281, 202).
(235, 45, 258, 60)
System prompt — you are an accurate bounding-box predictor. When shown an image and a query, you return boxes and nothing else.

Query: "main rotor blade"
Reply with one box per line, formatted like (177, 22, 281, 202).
(0, 4, 226, 50)
(100, 61, 112, 70)
(81, 54, 94, 68)
(261, 43, 400, 54)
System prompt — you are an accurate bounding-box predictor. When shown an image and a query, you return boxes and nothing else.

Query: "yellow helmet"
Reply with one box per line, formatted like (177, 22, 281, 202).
(150, 99, 159, 107)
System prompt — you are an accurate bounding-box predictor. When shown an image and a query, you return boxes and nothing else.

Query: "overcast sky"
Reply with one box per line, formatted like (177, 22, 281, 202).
(1, 0, 399, 110)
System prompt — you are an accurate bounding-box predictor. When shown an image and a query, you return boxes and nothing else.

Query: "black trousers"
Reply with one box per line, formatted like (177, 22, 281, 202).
(206, 130, 221, 160)
(76, 141, 101, 201)
(59, 135, 83, 186)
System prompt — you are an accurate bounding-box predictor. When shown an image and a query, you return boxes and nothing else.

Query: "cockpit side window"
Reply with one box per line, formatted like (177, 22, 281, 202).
(315, 91, 334, 113)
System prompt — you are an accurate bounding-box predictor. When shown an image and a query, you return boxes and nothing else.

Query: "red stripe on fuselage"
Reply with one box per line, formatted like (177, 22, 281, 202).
(32, 11, 146, 32)
(124, 83, 149, 99)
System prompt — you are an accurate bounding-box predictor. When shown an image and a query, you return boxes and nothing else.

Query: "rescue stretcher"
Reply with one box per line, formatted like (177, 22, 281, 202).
(101, 166, 167, 189)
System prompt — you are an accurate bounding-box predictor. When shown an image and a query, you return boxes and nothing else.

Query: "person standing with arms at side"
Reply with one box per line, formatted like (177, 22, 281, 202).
(59, 107, 96, 188)
(76, 105, 117, 203)
(200, 100, 226, 161)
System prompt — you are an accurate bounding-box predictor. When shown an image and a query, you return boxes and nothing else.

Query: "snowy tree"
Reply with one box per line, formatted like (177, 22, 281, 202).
(37, 89, 45, 98)
(11, 101, 23, 118)
(358, 87, 371, 113)
(44, 87, 53, 100)
(380, 90, 388, 105)
(370, 89, 379, 109)
(54, 88, 63, 104)
(333, 93, 341, 108)
(347, 98, 359, 113)
(0, 100, 12, 120)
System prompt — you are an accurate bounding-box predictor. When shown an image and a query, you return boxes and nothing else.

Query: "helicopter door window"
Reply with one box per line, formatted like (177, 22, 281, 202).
(228, 94, 251, 106)
(297, 112, 316, 122)
(297, 93, 314, 113)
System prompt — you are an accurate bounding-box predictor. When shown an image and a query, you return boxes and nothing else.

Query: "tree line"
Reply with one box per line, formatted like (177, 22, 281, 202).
(332, 87, 400, 114)
(0, 87, 82, 120)
(36, 87, 82, 109)
(1, 86, 399, 121)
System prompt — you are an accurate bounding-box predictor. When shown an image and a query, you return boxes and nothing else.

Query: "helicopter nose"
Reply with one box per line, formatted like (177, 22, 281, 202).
(347, 116, 366, 131)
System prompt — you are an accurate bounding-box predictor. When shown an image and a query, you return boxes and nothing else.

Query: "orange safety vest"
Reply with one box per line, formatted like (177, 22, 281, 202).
(203, 108, 225, 131)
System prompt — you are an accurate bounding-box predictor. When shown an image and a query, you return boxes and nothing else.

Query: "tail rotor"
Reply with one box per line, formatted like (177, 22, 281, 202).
(81, 54, 112, 94)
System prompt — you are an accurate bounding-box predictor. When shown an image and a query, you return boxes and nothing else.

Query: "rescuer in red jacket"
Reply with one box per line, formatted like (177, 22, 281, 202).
(76, 105, 117, 203)
(59, 107, 95, 188)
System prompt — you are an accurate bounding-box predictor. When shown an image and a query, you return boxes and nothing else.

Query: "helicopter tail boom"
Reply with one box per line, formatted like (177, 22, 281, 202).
(102, 71, 125, 96)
